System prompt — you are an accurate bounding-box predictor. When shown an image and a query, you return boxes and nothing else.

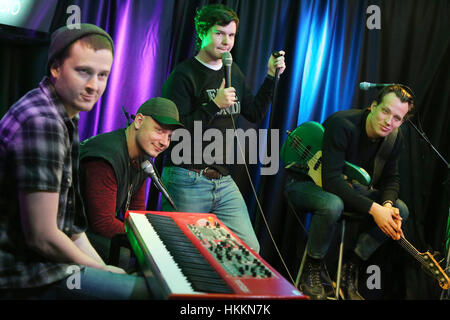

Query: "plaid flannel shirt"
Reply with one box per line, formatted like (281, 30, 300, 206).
(0, 77, 87, 289)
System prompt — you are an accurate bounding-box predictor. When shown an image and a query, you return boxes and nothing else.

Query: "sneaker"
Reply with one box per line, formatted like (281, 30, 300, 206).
(340, 260, 364, 300)
(299, 257, 327, 300)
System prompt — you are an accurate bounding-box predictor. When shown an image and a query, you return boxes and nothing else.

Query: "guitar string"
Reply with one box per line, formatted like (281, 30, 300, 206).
(398, 237, 423, 262)
(399, 238, 429, 265)
(399, 237, 420, 254)
(288, 134, 320, 160)
(288, 134, 322, 165)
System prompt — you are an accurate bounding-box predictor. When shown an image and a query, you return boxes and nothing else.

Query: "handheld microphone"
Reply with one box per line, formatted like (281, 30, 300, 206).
(222, 51, 233, 88)
(272, 51, 282, 79)
(141, 160, 177, 211)
(359, 82, 396, 90)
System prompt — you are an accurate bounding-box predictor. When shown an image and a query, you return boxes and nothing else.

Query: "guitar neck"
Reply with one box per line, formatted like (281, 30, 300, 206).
(397, 237, 423, 262)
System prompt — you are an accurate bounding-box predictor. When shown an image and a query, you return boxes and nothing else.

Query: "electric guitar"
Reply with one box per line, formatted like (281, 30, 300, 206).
(281, 121, 450, 289)
(280, 121, 371, 186)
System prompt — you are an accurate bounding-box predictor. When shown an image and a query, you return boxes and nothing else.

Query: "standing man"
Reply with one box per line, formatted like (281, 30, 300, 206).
(0, 24, 151, 299)
(79, 98, 183, 253)
(161, 4, 286, 253)
(285, 85, 414, 299)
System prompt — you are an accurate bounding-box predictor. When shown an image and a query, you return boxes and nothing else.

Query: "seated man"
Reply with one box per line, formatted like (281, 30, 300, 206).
(79, 98, 183, 262)
(285, 85, 414, 300)
(0, 24, 152, 299)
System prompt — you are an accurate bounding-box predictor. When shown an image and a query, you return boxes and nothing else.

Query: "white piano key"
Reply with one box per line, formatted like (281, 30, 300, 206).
(129, 212, 195, 294)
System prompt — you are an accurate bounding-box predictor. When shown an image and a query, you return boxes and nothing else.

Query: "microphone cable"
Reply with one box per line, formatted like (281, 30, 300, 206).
(226, 51, 296, 285)
(229, 114, 296, 285)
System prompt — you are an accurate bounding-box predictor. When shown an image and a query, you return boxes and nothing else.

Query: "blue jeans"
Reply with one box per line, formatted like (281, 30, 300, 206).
(161, 166, 260, 252)
(285, 177, 409, 261)
(0, 266, 152, 300)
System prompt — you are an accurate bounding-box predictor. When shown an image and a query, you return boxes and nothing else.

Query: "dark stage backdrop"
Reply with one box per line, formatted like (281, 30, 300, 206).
(1, 0, 448, 299)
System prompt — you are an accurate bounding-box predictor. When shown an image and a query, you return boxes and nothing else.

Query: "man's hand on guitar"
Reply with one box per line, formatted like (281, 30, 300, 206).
(369, 202, 403, 240)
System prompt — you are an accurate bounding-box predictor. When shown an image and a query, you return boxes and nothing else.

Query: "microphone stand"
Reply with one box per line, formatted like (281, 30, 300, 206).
(121, 106, 133, 126)
(407, 119, 450, 300)
(408, 120, 449, 167)
(268, 52, 281, 130)
(254, 59, 281, 238)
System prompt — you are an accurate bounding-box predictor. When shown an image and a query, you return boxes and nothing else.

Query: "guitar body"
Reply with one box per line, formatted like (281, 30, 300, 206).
(281, 121, 324, 186)
(281, 121, 371, 186)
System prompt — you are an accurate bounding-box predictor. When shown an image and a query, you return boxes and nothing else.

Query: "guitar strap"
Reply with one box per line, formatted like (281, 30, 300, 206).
(370, 128, 398, 189)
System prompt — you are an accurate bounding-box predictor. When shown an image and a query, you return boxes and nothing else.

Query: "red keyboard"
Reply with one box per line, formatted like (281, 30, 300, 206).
(125, 210, 307, 299)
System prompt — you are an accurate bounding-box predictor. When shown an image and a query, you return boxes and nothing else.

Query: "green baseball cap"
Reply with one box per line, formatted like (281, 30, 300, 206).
(136, 97, 184, 128)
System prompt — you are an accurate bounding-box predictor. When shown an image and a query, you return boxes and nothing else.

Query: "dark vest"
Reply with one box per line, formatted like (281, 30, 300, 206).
(79, 129, 148, 221)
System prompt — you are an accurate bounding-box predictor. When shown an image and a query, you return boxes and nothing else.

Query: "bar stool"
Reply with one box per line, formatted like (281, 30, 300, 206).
(286, 192, 365, 300)
(333, 211, 366, 300)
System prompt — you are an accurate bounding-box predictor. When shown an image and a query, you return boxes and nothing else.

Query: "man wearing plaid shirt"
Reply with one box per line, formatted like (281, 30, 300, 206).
(0, 24, 151, 299)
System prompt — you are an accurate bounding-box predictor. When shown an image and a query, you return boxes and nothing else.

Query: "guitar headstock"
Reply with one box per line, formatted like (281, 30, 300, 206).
(420, 251, 450, 290)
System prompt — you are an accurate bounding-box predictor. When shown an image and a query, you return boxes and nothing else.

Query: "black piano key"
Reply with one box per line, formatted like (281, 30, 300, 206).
(146, 214, 233, 294)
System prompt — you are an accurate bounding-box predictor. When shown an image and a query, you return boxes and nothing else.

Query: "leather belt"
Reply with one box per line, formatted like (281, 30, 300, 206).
(190, 167, 222, 180)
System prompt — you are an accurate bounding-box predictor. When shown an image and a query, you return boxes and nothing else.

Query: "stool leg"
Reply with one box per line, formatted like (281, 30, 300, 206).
(335, 220, 346, 300)
(295, 248, 308, 288)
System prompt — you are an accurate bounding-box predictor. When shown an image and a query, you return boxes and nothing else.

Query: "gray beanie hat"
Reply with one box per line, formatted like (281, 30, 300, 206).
(47, 23, 114, 70)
